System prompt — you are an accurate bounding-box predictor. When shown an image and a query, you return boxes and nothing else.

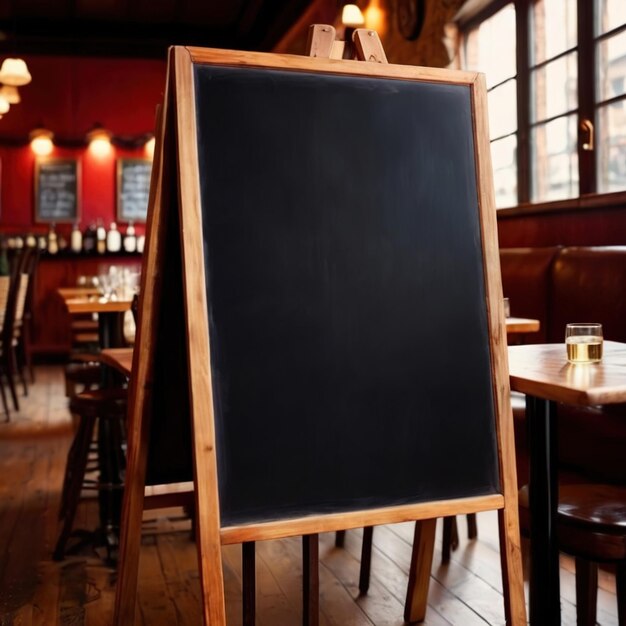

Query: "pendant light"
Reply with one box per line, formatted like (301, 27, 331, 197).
(0, 58, 32, 86)
(0, 85, 20, 104)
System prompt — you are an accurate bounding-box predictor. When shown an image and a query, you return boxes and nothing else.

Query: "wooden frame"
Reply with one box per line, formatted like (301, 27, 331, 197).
(116, 157, 152, 223)
(34, 157, 80, 223)
(115, 44, 526, 625)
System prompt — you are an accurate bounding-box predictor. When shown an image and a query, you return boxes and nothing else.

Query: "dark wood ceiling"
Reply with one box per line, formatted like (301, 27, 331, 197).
(0, 0, 318, 57)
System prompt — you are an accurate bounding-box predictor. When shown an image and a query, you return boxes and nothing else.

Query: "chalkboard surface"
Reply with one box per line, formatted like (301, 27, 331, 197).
(117, 158, 152, 222)
(35, 158, 79, 223)
(194, 65, 500, 527)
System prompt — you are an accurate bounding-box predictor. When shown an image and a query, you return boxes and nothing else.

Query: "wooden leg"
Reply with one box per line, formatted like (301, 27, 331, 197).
(242, 542, 256, 626)
(575, 557, 597, 626)
(441, 516, 458, 563)
(6, 350, 19, 411)
(335, 530, 345, 548)
(0, 376, 9, 421)
(302, 534, 319, 626)
(497, 499, 527, 624)
(466, 513, 478, 540)
(359, 526, 374, 594)
(53, 414, 96, 560)
(616, 562, 626, 626)
(404, 518, 436, 623)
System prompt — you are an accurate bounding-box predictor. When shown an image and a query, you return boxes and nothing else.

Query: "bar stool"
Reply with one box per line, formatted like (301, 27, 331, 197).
(519, 483, 626, 626)
(54, 386, 128, 561)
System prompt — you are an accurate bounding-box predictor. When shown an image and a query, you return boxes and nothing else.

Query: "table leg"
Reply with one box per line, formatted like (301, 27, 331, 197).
(97, 311, 127, 561)
(526, 395, 560, 625)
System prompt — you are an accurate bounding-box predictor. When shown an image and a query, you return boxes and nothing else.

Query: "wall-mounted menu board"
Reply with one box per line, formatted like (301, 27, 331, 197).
(117, 158, 152, 222)
(35, 158, 80, 223)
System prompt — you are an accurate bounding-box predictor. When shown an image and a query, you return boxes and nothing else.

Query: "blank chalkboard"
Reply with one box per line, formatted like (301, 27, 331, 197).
(116, 47, 527, 626)
(35, 158, 79, 223)
(193, 64, 500, 527)
(117, 158, 152, 222)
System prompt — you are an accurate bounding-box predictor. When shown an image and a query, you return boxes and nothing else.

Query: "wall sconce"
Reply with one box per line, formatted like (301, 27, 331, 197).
(0, 58, 32, 86)
(144, 134, 155, 158)
(87, 124, 113, 157)
(30, 128, 54, 156)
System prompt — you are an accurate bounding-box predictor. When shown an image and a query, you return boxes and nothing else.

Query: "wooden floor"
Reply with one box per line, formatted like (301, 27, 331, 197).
(0, 365, 620, 625)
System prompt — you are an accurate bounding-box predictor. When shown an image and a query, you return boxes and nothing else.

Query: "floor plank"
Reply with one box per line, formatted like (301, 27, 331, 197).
(0, 365, 620, 625)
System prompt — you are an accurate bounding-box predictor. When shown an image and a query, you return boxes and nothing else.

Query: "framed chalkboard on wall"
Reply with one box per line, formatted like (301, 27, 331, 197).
(117, 158, 152, 222)
(34, 158, 80, 223)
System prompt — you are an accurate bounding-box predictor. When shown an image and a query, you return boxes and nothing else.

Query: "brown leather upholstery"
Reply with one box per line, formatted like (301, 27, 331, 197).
(548, 246, 626, 343)
(500, 246, 561, 343)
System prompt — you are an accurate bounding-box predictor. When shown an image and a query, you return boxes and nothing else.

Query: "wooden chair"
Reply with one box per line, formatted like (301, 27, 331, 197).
(519, 483, 626, 625)
(0, 274, 11, 419)
(0, 248, 32, 414)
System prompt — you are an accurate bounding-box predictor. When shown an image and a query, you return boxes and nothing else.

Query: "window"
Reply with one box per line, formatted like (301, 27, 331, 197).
(463, 5, 518, 208)
(460, 0, 626, 208)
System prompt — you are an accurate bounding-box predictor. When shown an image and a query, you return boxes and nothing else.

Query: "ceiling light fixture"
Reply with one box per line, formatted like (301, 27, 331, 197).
(0, 85, 20, 104)
(0, 94, 10, 115)
(0, 58, 32, 86)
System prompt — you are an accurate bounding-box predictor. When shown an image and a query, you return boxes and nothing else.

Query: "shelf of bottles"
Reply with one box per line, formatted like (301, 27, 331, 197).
(2, 220, 145, 258)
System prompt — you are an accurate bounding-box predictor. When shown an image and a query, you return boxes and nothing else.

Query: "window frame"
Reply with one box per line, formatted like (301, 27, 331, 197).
(459, 0, 626, 212)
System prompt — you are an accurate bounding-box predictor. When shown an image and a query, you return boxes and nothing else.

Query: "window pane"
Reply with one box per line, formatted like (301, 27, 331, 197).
(597, 100, 626, 193)
(464, 4, 516, 88)
(596, 30, 626, 102)
(491, 136, 517, 208)
(596, 0, 626, 36)
(488, 79, 517, 139)
(531, 53, 578, 122)
(532, 0, 577, 64)
(531, 115, 579, 201)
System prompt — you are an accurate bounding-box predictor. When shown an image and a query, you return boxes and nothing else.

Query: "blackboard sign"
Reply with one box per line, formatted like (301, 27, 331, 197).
(117, 158, 152, 222)
(35, 158, 79, 223)
(115, 45, 526, 626)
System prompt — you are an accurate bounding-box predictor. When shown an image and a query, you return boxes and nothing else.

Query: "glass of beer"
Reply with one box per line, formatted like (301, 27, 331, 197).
(565, 323, 603, 364)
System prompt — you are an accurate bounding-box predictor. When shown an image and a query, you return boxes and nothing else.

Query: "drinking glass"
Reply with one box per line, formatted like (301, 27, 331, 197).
(565, 323, 603, 364)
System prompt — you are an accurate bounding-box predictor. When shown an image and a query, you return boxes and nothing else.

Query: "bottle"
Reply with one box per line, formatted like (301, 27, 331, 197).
(70, 222, 82, 253)
(47, 223, 59, 255)
(83, 223, 97, 254)
(107, 222, 122, 253)
(25, 233, 37, 248)
(38, 236, 47, 251)
(136, 234, 145, 254)
(96, 219, 107, 254)
(123, 221, 137, 253)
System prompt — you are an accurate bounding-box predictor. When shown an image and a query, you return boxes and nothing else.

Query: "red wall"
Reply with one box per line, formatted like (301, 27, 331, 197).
(0, 54, 167, 238)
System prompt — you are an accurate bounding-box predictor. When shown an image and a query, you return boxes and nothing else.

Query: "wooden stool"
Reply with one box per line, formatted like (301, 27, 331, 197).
(519, 483, 626, 626)
(54, 387, 128, 561)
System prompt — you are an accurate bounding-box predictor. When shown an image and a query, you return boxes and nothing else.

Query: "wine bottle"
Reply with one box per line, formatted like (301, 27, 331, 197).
(107, 222, 122, 253)
(47, 223, 59, 255)
(123, 221, 137, 253)
(70, 222, 82, 253)
(96, 219, 106, 254)
(83, 223, 97, 254)
(136, 234, 145, 254)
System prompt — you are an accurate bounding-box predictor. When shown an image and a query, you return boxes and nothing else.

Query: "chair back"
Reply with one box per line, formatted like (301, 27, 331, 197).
(0, 276, 10, 332)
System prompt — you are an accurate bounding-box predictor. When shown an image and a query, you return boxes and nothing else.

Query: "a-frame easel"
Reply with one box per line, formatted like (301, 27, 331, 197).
(114, 26, 527, 626)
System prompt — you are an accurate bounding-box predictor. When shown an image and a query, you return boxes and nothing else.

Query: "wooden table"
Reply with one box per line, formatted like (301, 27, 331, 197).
(506, 316, 540, 335)
(508, 341, 626, 625)
(59, 291, 133, 349)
